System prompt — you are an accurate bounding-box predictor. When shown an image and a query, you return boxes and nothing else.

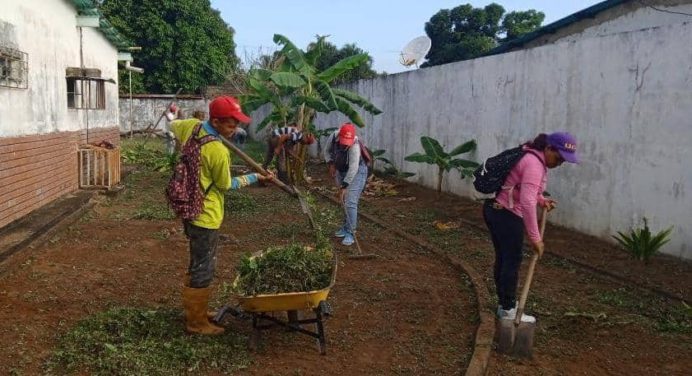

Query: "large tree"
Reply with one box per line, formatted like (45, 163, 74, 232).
(100, 0, 238, 94)
(311, 41, 378, 85)
(422, 3, 544, 67)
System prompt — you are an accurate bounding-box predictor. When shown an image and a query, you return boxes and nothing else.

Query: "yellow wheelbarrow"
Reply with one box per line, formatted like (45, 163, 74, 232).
(212, 251, 337, 355)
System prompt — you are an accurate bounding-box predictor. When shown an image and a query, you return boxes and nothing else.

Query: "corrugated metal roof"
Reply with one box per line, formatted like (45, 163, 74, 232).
(69, 0, 131, 50)
(485, 0, 630, 56)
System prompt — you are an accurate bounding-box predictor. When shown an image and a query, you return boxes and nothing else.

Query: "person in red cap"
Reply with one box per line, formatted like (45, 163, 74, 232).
(483, 132, 579, 324)
(323, 123, 369, 246)
(171, 96, 273, 335)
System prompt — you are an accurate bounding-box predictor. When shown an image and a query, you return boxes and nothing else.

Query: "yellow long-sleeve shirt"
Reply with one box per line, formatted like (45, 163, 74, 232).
(171, 119, 259, 229)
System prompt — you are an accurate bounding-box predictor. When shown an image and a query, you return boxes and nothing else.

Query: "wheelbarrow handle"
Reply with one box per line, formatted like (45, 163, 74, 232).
(217, 134, 296, 197)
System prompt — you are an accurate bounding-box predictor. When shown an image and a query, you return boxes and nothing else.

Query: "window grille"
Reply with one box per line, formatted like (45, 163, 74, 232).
(66, 76, 106, 110)
(0, 45, 28, 89)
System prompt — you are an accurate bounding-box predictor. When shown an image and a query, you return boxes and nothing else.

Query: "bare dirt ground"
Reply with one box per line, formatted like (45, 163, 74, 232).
(0, 158, 690, 375)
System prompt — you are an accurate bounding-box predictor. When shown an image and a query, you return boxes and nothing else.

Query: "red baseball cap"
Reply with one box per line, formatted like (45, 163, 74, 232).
(209, 96, 251, 124)
(338, 123, 356, 146)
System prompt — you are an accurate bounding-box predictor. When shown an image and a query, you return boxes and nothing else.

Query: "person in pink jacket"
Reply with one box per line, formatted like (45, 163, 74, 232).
(483, 132, 580, 322)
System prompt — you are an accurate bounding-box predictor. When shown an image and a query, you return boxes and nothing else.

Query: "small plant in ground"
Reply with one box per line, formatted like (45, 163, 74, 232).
(371, 149, 415, 179)
(405, 136, 479, 193)
(47, 307, 250, 375)
(612, 218, 673, 263)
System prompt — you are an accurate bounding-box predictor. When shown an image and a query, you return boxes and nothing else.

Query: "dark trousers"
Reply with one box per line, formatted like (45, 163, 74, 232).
(483, 201, 525, 310)
(183, 221, 219, 288)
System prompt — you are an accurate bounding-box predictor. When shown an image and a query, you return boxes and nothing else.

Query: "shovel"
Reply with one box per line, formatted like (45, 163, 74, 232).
(217, 135, 318, 229)
(217, 134, 296, 196)
(341, 199, 376, 260)
(496, 207, 547, 358)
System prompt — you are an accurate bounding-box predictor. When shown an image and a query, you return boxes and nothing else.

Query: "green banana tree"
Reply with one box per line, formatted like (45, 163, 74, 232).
(405, 136, 479, 194)
(241, 34, 382, 184)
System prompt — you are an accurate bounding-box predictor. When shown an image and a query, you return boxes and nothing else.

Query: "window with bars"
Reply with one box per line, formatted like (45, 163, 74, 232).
(0, 45, 28, 89)
(66, 76, 106, 110)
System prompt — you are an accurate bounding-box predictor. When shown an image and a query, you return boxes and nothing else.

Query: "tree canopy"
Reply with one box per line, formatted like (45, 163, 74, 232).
(100, 0, 238, 94)
(422, 3, 544, 67)
(310, 41, 379, 84)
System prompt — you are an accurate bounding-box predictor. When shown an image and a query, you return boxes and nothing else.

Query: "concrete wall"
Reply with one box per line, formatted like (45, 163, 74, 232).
(522, 0, 692, 50)
(0, 0, 121, 229)
(0, 0, 120, 137)
(117, 96, 208, 133)
(251, 21, 692, 259)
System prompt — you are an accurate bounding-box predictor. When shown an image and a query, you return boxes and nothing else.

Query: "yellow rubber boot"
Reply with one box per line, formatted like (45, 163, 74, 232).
(183, 274, 219, 320)
(182, 287, 225, 335)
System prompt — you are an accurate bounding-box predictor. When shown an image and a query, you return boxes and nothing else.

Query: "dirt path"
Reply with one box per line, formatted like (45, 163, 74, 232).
(0, 167, 476, 375)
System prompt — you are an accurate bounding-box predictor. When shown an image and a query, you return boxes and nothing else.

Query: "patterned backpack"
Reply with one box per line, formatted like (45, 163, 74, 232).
(166, 123, 217, 220)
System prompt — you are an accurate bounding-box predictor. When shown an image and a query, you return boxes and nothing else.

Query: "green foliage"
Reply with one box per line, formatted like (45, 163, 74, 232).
(371, 149, 415, 179)
(405, 136, 479, 193)
(423, 3, 544, 67)
(47, 307, 250, 375)
(311, 41, 379, 84)
(225, 190, 258, 215)
(502, 10, 545, 41)
(132, 202, 175, 220)
(612, 218, 673, 263)
(100, 0, 238, 93)
(242, 34, 382, 183)
(121, 139, 176, 172)
(234, 244, 334, 296)
(242, 34, 382, 131)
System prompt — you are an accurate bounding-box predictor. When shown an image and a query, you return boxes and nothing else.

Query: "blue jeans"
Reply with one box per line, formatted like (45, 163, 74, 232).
(335, 163, 368, 233)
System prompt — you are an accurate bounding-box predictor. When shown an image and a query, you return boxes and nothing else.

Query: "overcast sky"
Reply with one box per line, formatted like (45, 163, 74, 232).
(210, 0, 599, 74)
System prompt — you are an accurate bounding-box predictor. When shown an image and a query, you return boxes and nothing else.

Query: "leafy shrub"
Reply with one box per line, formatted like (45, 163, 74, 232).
(612, 218, 673, 263)
(234, 243, 333, 296)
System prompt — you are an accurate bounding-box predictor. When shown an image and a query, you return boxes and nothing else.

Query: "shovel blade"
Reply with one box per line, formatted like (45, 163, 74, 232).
(496, 318, 515, 354)
(512, 321, 536, 358)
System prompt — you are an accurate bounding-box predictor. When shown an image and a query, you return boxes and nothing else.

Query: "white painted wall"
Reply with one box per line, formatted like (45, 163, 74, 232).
(0, 0, 120, 137)
(251, 21, 692, 259)
(557, 3, 692, 43)
(117, 97, 208, 133)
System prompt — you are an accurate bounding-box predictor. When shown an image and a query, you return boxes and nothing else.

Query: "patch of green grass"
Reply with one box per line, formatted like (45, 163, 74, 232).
(225, 190, 258, 215)
(270, 222, 305, 239)
(47, 307, 250, 375)
(132, 202, 175, 220)
(656, 301, 692, 334)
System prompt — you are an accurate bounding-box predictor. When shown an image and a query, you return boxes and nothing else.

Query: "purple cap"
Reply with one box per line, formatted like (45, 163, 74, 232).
(547, 132, 580, 163)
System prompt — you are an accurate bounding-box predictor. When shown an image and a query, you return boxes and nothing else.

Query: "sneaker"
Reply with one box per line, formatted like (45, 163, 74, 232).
(341, 233, 355, 246)
(498, 307, 536, 323)
(334, 228, 349, 238)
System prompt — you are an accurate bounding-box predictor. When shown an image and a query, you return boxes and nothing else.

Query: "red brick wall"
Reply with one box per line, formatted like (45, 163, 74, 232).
(0, 127, 120, 229)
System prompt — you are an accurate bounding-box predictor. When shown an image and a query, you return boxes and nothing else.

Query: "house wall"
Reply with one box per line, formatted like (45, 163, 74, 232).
(522, 0, 692, 49)
(0, 0, 121, 229)
(252, 21, 692, 259)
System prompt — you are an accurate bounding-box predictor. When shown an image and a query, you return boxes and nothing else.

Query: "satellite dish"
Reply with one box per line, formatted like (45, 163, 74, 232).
(399, 36, 431, 68)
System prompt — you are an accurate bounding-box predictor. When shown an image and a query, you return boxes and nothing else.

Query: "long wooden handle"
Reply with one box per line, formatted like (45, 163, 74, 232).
(216, 134, 296, 196)
(514, 207, 548, 326)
